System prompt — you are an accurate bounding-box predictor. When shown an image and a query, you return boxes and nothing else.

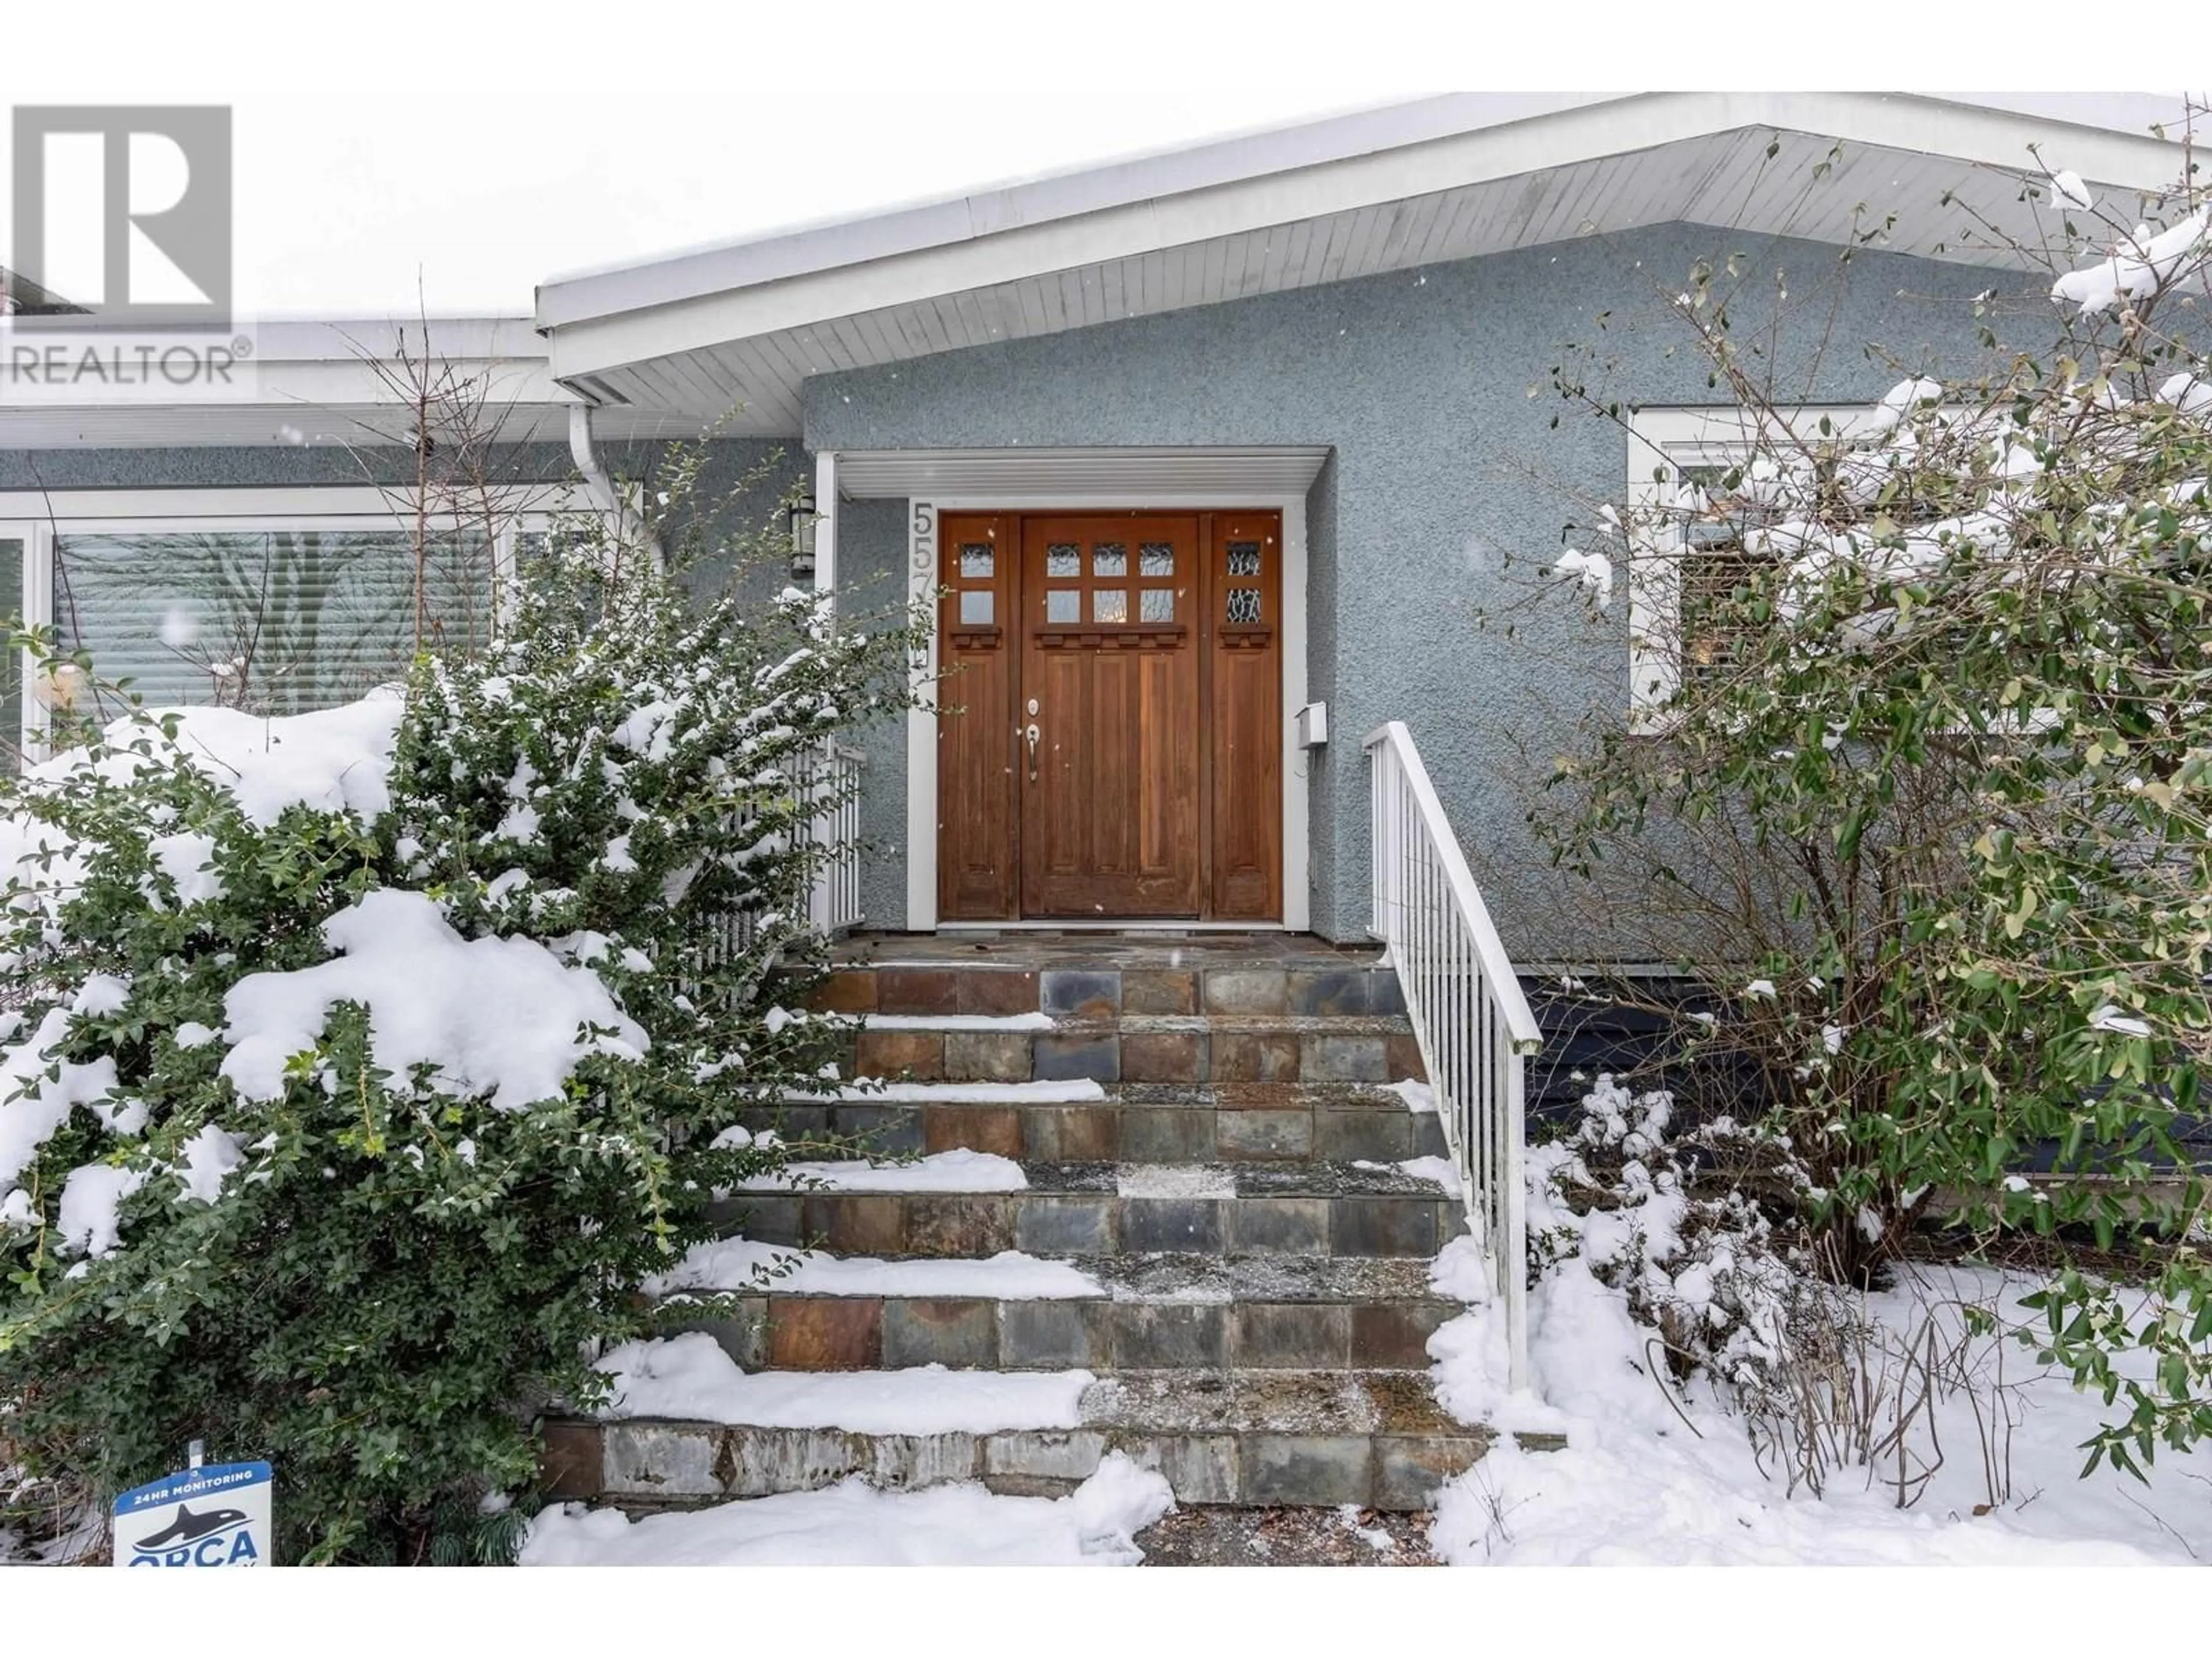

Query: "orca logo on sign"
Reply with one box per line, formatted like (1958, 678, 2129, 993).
(131, 1502, 260, 1567)
(113, 1459, 272, 1568)
(10, 107, 232, 325)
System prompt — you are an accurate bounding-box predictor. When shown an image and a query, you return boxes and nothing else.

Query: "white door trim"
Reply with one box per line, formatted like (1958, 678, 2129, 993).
(905, 491, 1309, 933)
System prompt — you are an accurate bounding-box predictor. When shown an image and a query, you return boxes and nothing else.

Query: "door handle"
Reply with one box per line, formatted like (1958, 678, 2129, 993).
(1025, 722, 1041, 783)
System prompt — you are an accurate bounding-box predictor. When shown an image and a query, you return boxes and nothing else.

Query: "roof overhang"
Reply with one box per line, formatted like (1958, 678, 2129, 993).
(536, 90, 2195, 434)
(0, 314, 701, 449)
(833, 445, 1332, 499)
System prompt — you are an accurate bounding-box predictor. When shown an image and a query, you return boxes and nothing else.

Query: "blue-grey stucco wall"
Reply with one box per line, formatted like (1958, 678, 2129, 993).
(804, 221, 2043, 954)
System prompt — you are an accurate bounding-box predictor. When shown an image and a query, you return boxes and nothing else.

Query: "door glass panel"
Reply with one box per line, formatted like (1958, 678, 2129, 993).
(959, 543, 994, 578)
(1226, 541, 1262, 577)
(1226, 588, 1262, 624)
(1045, 590, 1080, 624)
(1139, 543, 1174, 576)
(1045, 544, 1081, 578)
(1092, 543, 1127, 577)
(1093, 590, 1128, 624)
(1140, 588, 1176, 622)
(959, 590, 994, 625)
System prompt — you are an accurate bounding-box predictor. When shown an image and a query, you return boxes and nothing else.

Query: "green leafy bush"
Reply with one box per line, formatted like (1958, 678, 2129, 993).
(1533, 196, 2212, 1472)
(0, 474, 922, 1561)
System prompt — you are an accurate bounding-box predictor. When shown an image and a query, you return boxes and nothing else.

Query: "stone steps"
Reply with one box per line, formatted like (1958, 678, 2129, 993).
(849, 1013, 1422, 1088)
(715, 1160, 1457, 1260)
(552, 1368, 1544, 1512)
(536, 937, 1532, 1521)
(661, 1253, 1456, 1374)
(731, 1080, 1448, 1165)
(812, 958, 1407, 1021)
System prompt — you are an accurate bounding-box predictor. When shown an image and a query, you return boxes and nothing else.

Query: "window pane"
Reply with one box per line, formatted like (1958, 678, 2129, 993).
(1139, 588, 1175, 622)
(1045, 544, 1081, 578)
(1226, 587, 1262, 624)
(1139, 543, 1174, 576)
(54, 528, 494, 717)
(1226, 541, 1262, 577)
(959, 543, 994, 579)
(1092, 543, 1127, 577)
(1093, 589, 1128, 623)
(1045, 589, 1080, 624)
(958, 589, 994, 626)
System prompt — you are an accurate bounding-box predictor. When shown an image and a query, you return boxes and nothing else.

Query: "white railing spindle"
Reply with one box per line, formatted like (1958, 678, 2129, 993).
(804, 740, 866, 936)
(1365, 720, 1542, 1391)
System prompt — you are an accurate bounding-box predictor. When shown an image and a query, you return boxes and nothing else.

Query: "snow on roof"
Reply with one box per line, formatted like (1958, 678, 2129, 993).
(536, 91, 2194, 334)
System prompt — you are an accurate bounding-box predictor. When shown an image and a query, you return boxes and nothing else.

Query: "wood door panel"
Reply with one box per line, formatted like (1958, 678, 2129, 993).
(1020, 514, 1202, 918)
(935, 513, 1017, 920)
(1209, 512, 1283, 921)
(938, 506, 1284, 923)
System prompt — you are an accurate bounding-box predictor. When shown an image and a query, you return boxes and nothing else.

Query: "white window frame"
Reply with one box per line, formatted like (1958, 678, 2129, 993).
(0, 484, 600, 762)
(1623, 406, 1870, 730)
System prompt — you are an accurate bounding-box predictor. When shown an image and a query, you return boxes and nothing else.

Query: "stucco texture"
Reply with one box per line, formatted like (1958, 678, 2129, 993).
(805, 221, 2043, 953)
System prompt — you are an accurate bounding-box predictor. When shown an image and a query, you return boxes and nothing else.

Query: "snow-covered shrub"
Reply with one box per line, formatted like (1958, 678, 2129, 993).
(1539, 1079, 2032, 1505)
(1531, 154, 2212, 1474)
(0, 464, 924, 1562)
(1538, 1077, 1817, 1388)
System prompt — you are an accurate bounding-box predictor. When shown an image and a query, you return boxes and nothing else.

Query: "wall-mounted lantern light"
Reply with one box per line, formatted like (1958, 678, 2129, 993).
(788, 494, 818, 579)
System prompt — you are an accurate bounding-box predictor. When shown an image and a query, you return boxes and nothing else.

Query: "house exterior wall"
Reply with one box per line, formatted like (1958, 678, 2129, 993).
(805, 221, 2043, 956)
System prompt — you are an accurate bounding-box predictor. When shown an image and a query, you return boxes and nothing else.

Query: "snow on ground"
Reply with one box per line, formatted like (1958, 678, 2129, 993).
(521, 1453, 1172, 1567)
(645, 1238, 1103, 1298)
(595, 1331, 1092, 1432)
(732, 1147, 1028, 1192)
(1422, 1124, 2212, 1565)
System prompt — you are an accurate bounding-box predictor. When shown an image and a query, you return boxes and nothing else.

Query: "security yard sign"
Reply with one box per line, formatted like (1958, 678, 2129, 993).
(112, 1460, 272, 1567)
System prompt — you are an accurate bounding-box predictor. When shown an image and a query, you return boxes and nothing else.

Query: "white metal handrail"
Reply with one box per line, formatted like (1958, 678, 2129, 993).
(1365, 719, 1543, 1389)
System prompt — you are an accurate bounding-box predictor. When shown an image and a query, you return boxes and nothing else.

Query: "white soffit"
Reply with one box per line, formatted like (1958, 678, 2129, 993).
(540, 90, 2194, 431)
(834, 446, 1331, 498)
(0, 313, 705, 448)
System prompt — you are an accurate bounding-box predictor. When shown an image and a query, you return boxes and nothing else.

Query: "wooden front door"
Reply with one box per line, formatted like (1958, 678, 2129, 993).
(1020, 514, 1203, 917)
(934, 507, 1283, 923)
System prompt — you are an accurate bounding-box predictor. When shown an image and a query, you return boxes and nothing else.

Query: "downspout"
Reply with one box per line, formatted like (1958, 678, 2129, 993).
(567, 403, 662, 573)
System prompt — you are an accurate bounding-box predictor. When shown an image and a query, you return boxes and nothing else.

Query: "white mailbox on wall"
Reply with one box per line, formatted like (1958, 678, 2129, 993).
(1294, 701, 1328, 748)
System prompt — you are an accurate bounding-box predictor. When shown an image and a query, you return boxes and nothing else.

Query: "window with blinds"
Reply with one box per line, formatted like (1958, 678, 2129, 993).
(54, 528, 495, 717)
(1675, 464, 1770, 687)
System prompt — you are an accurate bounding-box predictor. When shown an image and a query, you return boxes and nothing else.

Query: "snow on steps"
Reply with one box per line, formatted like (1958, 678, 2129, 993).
(523, 1453, 1174, 1567)
(549, 1339, 1550, 1512)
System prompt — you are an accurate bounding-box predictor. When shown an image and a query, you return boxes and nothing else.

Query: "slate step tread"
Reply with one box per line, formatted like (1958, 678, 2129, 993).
(860, 1013, 1415, 1035)
(569, 1366, 1521, 1509)
(738, 1160, 1450, 1199)
(1080, 1368, 1468, 1438)
(1022, 1160, 1452, 1198)
(653, 1251, 1450, 1308)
